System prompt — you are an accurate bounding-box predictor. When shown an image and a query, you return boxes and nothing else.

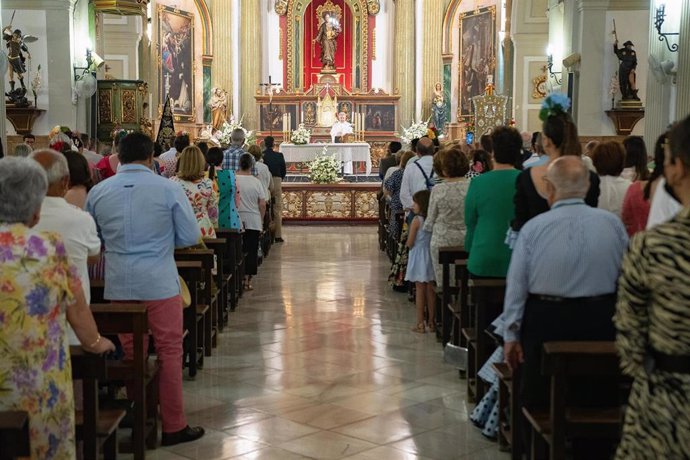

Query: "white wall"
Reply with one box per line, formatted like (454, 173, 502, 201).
(262, 0, 283, 89)
(371, 0, 394, 92)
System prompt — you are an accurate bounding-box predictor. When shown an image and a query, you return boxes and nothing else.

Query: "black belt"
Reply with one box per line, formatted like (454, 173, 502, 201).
(646, 349, 690, 374)
(528, 293, 616, 304)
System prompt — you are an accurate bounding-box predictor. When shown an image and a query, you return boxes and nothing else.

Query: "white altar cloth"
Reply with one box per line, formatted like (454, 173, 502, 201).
(280, 143, 372, 176)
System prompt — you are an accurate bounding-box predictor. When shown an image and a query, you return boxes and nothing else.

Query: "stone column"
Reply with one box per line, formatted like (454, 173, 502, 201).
(574, 0, 609, 135)
(394, 0, 415, 125)
(212, 0, 233, 115)
(644, 2, 672, 151)
(675, 1, 690, 120)
(421, 0, 444, 121)
(239, 0, 262, 130)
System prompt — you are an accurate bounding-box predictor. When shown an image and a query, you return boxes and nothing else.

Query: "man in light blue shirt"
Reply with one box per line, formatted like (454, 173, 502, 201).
(400, 137, 435, 210)
(86, 132, 205, 446)
(503, 156, 628, 411)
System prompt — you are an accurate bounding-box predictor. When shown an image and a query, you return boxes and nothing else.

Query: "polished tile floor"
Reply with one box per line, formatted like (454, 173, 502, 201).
(137, 226, 509, 459)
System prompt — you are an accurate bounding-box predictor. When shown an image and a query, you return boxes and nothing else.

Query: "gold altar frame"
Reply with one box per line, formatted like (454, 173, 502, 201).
(457, 6, 496, 122)
(282, 0, 377, 92)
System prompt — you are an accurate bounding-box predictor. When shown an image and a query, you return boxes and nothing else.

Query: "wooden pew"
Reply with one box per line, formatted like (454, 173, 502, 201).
(91, 303, 158, 459)
(387, 211, 404, 262)
(0, 411, 30, 460)
(464, 278, 506, 401)
(71, 346, 126, 459)
(203, 237, 231, 333)
(523, 341, 626, 460)
(448, 258, 470, 355)
(176, 260, 205, 377)
(437, 247, 468, 345)
(378, 196, 388, 253)
(175, 249, 215, 357)
(216, 228, 244, 309)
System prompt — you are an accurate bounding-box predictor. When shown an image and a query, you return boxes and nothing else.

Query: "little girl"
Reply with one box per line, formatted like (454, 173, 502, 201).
(405, 190, 436, 333)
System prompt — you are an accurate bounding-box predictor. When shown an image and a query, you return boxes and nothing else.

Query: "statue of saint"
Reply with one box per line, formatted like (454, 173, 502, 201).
(431, 82, 447, 132)
(314, 12, 341, 71)
(3, 27, 31, 93)
(209, 87, 229, 130)
(613, 40, 639, 100)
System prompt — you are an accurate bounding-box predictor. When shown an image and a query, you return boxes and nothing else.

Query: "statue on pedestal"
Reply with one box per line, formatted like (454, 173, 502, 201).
(208, 87, 229, 131)
(314, 11, 341, 71)
(431, 82, 447, 133)
(613, 39, 639, 101)
(3, 23, 37, 107)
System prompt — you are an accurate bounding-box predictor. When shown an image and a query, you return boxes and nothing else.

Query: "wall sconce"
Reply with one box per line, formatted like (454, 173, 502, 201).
(547, 53, 562, 85)
(73, 49, 104, 82)
(654, 3, 679, 52)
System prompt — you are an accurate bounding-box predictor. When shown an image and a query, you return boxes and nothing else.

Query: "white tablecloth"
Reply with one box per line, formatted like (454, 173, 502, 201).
(280, 143, 372, 176)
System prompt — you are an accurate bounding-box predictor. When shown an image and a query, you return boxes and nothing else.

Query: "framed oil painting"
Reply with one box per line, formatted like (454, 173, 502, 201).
(362, 104, 396, 131)
(158, 5, 195, 122)
(458, 6, 496, 120)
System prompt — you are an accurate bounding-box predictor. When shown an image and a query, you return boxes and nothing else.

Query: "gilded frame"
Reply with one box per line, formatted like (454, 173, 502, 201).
(158, 5, 196, 123)
(457, 6, 496, 121)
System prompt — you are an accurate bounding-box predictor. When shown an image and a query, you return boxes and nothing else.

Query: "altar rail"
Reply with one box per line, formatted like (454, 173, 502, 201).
(282, 182, 379, 223)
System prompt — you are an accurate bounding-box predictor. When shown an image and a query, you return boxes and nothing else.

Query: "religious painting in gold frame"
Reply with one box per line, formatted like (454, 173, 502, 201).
(158, 5, 195, 123)
(457, 6, 496, 121)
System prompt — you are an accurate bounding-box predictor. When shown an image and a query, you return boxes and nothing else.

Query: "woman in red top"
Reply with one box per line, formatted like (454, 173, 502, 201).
(621, 135, 663, 236)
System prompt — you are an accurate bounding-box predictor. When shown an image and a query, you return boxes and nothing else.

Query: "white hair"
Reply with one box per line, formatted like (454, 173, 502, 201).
(13, 143, 32, 158)
(546, 156, 590, 199)
(231, 128, 246, 145)
(30, 149, 69, 185)
(0, 157, 48, 224)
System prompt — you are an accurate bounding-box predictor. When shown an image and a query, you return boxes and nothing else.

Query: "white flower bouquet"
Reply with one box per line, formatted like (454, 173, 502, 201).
(400, 119, 429, 144)
(308, 146, 341, 184)
(290, 123, 311, 145)
(216, 115, 255, 146)
(31, 64, 41, 108)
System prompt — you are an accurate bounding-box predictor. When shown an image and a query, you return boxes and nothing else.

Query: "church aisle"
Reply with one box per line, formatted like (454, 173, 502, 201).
(147, 227, 509, 460)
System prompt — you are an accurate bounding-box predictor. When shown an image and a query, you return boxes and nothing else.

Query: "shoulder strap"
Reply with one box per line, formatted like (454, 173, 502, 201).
(414, 160, 435, 186)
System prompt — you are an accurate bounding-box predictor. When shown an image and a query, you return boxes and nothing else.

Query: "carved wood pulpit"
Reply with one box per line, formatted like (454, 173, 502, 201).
(96, 80, 150, 142)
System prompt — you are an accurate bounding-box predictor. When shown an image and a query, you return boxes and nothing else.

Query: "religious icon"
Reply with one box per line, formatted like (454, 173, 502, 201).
(314, 10, 341, 71)
(431, 82, 447, 132)
(208, 87, 229, 130)
(3, 13, 38, 107)
(613, 40, 639, 101)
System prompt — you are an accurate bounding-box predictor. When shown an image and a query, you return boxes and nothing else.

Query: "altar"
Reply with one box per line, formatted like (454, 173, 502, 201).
(280, 143, 372, 176)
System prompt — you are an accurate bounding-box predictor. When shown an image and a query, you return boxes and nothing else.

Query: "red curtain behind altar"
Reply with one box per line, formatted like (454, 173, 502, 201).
(303, 0, 353, 92)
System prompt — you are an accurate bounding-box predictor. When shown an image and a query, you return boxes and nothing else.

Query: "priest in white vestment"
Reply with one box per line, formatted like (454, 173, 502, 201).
(331, 112, 355, 174)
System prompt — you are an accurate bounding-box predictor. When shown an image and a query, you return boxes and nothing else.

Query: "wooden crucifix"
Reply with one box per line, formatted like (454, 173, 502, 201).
(259, 75, 282, 135)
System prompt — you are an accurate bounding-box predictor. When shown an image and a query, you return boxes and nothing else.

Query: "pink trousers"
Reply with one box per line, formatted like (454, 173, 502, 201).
(119, 295, 187, 433)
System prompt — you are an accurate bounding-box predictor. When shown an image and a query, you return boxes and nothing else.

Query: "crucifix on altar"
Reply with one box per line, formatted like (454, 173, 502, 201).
(259, 75, 282, 135)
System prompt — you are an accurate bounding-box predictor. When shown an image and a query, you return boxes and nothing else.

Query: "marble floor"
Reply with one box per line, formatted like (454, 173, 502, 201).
(135, 226, 510, 460)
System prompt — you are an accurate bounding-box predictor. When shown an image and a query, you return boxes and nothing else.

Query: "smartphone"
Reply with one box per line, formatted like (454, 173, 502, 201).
(466, 132, 474, 146)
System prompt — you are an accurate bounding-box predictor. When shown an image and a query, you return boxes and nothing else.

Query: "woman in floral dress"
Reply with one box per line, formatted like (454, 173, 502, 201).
(0, 157, 114, 459)
(171, 146, 219, 238)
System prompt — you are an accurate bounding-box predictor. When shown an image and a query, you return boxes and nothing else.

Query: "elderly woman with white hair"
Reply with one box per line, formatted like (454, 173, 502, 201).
(0, 157, 114, 459)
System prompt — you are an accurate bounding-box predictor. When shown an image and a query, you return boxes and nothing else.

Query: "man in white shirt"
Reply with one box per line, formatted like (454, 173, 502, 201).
(400, 137, 436, 211)
(330, 111, 353, 143)
(249, 147, 274, 201)
(31, 149, 102, 343)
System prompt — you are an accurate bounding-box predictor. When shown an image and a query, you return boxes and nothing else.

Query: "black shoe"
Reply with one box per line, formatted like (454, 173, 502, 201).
(275, 238, 285, 243)
(161, 425, 205, 446)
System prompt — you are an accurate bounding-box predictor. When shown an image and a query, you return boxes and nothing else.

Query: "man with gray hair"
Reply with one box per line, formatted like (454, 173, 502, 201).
(222, 127, 257, 176)
(502, 156, 628, 450)
(12, 143, 32, 158)
(31, 149, 101, 344)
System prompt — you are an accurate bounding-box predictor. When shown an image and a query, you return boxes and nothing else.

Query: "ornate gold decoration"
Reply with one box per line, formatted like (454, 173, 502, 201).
(286, 0, 369, 92)
(98, 89, 113, 124)
(472, 93, 508, 135)
(532, 74, 547, 100)
(372, 28, 376, 60)
(353, 191, 378, 218)
(275, 0, 288, 15)
(279, 28, 284, 60)
(367, 0, 381, 14)
(121, 90, 137, 123)
(282, 191, 304, 218)
(317, 1, 343, 27)
(93, 0, 148, 16)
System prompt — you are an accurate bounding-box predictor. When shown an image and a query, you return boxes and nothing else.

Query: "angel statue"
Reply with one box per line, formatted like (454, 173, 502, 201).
(431, 82, 447, 133)
(209, 87, 229, 131)
(3, 20, 37, 106)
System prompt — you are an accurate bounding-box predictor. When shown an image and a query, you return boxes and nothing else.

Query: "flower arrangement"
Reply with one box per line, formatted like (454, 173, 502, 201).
(290, 123, 311, 145)
(308, 146, 341, 184)
(216, 115, 255, 146)
(400, 119, 429, 144)
(31, 64, 41, 108)
(609, 73, 620, 110)
(539, 92, 571, 121)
